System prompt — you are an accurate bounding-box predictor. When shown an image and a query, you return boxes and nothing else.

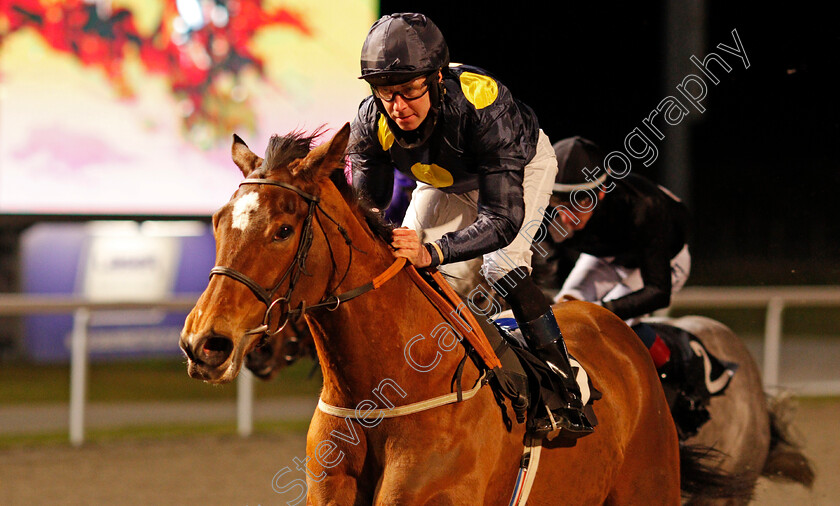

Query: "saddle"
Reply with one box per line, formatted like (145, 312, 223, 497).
(493, 317, 601, 443)
(644, 322, 738, 440)
(406, 266, 600, 442)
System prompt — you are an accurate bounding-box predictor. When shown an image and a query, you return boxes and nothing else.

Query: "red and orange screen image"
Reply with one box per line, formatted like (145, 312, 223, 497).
(0, 0, 375, 216)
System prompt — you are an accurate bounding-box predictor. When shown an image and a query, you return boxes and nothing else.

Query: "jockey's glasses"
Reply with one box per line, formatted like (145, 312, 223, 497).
(371, 74, 434, 103)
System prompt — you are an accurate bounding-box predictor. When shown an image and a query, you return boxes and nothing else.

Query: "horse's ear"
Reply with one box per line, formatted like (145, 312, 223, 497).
(232, 134, 263, 177)
(295, 123, 351, 181)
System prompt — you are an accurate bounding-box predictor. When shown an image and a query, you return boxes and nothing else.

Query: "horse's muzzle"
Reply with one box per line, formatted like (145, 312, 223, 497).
(245, 341, 277, 379)
(180, 333, 235, 379)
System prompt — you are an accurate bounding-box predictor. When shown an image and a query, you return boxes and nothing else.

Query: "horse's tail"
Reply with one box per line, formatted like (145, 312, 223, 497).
(679, 443, 756, 502)
(761, 394, 815, 487)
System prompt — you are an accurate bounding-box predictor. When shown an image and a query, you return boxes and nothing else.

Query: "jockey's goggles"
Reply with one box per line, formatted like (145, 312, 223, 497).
(371, 74, 434, 102)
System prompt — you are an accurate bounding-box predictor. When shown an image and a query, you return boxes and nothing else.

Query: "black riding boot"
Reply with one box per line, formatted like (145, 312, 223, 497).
(520, 311, 594, 435)
(493, 267, 593, 436)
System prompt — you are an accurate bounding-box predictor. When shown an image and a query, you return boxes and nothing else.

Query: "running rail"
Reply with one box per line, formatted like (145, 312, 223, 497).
(0, 294, 260, 446)
(669, 286, 840, 395)
(2, 286, 839, 445)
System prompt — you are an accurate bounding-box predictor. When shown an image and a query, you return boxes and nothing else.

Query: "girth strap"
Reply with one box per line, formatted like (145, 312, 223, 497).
(508, 438, 543, 506)
(318, 371, 488, 420)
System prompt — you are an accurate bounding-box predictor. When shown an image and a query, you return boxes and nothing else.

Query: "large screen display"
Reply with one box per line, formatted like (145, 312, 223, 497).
(0, 0, 375, 218)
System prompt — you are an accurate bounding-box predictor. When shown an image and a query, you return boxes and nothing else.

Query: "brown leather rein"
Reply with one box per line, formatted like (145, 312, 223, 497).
(209, 177, 405, 338)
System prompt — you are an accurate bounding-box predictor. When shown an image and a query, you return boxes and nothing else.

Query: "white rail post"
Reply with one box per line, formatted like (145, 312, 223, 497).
(763, 297, 785, 394)
(69, 307, 91, 446)
(237, 367, 254, 437)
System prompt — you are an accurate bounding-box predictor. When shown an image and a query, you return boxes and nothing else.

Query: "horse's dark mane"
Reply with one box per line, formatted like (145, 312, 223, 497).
(360, 197, 398, 244)
(328, 166, 396, 244)
(262, 130, 322, 172)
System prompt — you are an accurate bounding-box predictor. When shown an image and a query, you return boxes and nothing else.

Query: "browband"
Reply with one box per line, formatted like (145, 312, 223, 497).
(240, 178, 320, 202)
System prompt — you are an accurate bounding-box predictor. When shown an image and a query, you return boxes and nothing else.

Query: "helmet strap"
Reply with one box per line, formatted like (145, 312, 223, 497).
(374, 71, 445, 150)
(389, 106, 440, 150)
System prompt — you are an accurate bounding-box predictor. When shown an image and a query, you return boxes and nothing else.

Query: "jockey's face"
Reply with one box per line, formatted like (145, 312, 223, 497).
(558, 204, 594, 232)
(374, 74, 437, 131)
(548, 191, 604, 241)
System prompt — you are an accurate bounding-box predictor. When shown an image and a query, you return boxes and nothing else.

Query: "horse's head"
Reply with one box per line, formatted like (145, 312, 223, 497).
(244, 321, 316, 380)
(180, 124, 350, 383)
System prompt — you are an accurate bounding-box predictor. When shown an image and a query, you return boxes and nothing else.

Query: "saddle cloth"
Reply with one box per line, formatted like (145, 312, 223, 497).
(645, 322, 738, 439)
(494, 317, 596, 406)
(646, 322, 738, 397)
(493, 316, 601, 439)
(404, 267, 600, 435)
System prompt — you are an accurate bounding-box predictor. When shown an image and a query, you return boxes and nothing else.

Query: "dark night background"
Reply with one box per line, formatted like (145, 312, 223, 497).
(0, 2, 836, 359)
(380, 1, 840, 286)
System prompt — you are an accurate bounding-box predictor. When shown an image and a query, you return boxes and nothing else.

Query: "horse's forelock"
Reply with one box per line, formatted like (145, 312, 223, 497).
(258, 129, 395, 243)
(262, 130, 321, 174)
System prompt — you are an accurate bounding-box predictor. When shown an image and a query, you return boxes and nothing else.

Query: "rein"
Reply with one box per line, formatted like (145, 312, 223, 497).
(209, 177, 404, 337)
(213, 177, 491, 419)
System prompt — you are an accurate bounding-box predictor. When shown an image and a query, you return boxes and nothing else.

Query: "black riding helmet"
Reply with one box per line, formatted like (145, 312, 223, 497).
(553, 136, 608, 194)
(360, 13, 449, 85)
(359, 13, 449, 148)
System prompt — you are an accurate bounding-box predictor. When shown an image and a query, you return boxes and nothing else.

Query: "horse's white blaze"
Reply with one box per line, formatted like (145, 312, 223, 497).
(231, 192, 260, 230)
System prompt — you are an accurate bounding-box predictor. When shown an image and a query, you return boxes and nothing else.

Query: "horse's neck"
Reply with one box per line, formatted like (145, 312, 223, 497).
(309, 187, 475, 407)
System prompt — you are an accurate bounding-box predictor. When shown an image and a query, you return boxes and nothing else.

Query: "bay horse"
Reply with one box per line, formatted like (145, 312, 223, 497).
(245, 320, 316, 380)
(244, 315, 815, 503)
(180, 124, 746, 504)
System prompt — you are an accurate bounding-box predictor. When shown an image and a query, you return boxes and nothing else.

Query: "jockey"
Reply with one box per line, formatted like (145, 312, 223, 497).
(544, 136, 712, 380)
(348, 13, 593, 435)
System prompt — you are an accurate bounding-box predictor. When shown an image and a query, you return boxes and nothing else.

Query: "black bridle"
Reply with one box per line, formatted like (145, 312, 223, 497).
(209, 177, 360, 338)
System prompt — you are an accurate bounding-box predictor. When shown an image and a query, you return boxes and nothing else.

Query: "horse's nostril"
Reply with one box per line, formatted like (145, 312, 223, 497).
(180, 337, 196, 362)
(198, 336, 234, 368)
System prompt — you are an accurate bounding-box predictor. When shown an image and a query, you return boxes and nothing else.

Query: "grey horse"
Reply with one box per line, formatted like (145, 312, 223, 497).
(652, 315, 814, 504)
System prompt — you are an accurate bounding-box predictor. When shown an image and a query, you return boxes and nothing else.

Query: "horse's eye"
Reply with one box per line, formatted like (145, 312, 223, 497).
(274, 224, 294, 241)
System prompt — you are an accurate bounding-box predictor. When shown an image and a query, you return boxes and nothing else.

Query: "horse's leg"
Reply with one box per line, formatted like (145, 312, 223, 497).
(304, 413, 373, 505)
(372, 397, 518, 505)
(604, 401, 682, 505)
(374, 447, 492, 504)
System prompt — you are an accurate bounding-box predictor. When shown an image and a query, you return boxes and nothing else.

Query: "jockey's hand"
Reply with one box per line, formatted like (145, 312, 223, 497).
(391, 227, 432, 267)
